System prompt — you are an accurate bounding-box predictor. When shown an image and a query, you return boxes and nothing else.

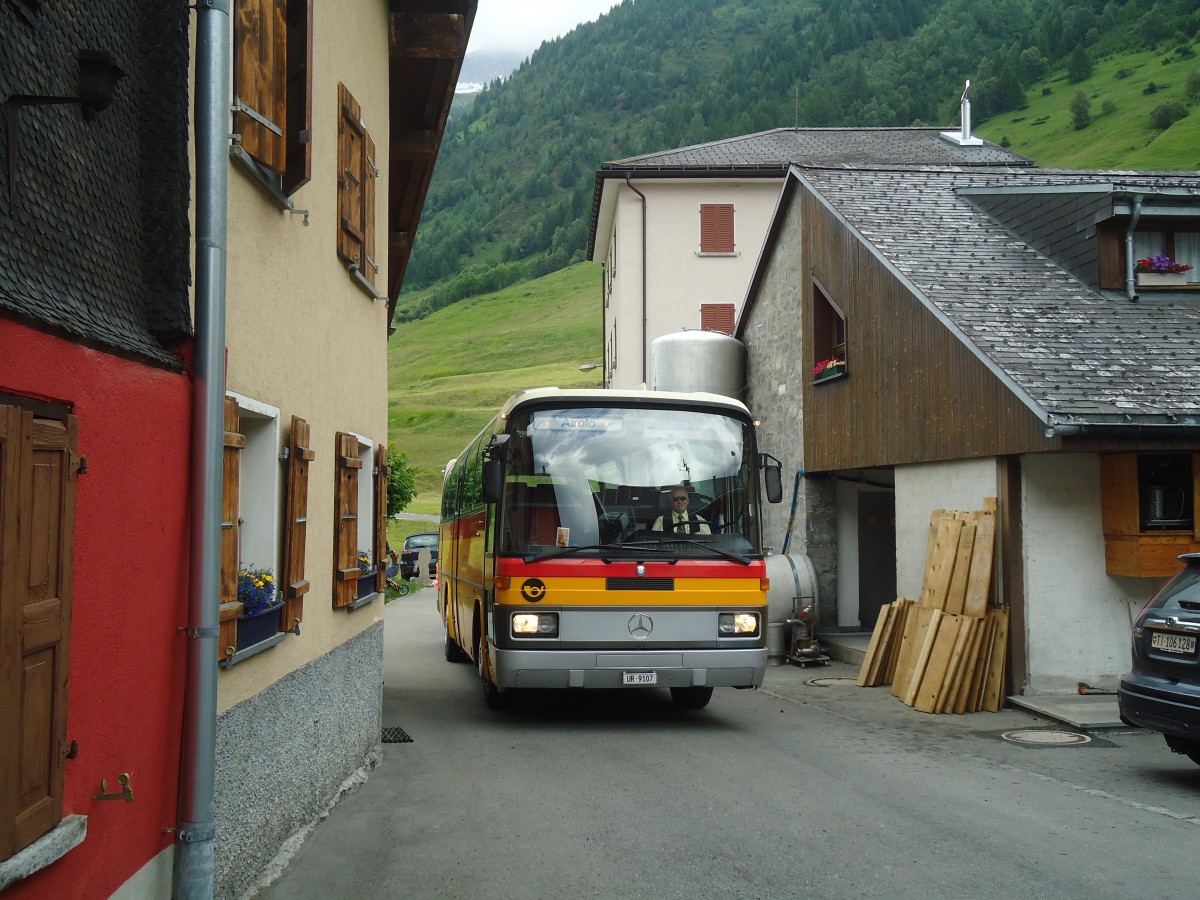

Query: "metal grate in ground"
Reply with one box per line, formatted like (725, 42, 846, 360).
(381, 726, 414, 744)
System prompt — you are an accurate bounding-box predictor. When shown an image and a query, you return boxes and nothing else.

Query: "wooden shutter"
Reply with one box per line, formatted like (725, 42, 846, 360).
(700, 303, 736, 335)
(333, 432, 361, 608)
(1193, 454, 1200, 543)
(363, 131, 377, 286)
(234, 0, 288, 173)
(374, 444, 387, 593)
(0, 404, 77, 857)
(700, 204, 735, 253)
(282, 416, 313, 629)
(219, 397, 245, 659)
(337, 84, 366, 271)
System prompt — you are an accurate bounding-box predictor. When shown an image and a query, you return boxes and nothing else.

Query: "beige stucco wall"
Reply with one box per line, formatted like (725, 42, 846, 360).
(603, 178, 781, 388)
(217, 0, 392, 712)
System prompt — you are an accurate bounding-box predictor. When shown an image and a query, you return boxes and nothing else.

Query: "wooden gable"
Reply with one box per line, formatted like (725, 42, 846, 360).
(798, 188, 1056, 473)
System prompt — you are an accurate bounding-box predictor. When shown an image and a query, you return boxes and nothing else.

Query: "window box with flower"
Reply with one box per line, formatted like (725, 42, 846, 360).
(812, 357, 846, 383)
(356, 550, 377, 599)
(1135, 255, 1193, 287)
(236, 567, 283, 650)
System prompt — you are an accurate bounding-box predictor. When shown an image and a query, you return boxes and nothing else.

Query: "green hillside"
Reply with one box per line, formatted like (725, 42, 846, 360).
(398, 0, 1199, 322)
(976, 46, 1199, 167)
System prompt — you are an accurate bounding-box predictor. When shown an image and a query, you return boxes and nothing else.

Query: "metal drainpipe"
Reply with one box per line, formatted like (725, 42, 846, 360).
(174, 0, 230, 896)
(1125, 194, 1143, 302)
(625, 175, 648, 384)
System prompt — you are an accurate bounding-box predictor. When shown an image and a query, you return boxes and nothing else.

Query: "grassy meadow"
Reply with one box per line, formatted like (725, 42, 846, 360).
(977, 46, 1199, 169)
(386, 263, 604, 512)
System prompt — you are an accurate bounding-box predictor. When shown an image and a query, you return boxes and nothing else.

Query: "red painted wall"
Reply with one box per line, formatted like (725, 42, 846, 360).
(1, 319, 192, 899)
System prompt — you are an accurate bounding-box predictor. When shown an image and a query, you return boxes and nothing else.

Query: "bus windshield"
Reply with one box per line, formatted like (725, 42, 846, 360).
(498, 404, 761, 559)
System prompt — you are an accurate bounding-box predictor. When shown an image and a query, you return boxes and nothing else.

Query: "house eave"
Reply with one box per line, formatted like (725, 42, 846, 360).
(1046, 415, 1200, 438)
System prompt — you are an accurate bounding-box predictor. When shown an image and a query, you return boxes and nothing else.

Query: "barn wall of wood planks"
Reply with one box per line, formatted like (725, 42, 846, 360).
(857, 499, 1009, 714)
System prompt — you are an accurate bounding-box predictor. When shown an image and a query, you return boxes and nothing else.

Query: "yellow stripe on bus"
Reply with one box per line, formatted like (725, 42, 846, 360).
(498, 577, 766, 607)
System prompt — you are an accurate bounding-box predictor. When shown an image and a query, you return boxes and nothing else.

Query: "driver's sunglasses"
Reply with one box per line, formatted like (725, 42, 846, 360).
(671, 496, 688, 502)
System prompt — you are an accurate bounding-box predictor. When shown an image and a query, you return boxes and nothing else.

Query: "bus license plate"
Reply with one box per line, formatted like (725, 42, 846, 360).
(623, 671, 657, 685)
(1151, 632, 1197, 655)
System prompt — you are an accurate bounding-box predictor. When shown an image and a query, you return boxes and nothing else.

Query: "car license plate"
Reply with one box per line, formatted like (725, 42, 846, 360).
(623, 671, 657, 685)
(1151, 632, 1197, 655)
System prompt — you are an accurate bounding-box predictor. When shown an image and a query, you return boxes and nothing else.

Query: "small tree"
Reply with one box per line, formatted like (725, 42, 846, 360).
(1067, 44, 1093, 84)
(1070, 90, 1092, 130)
(1186, 69, 1200, 102)
(1150, 100, 1188, 130)
(386, 444, 417, 516)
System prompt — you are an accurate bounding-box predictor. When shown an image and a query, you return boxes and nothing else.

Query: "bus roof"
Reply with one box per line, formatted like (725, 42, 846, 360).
(496, 387, 751, 420)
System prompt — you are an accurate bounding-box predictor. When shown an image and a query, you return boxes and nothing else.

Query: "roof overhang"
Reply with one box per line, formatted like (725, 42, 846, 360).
(385, 0, 477, 333)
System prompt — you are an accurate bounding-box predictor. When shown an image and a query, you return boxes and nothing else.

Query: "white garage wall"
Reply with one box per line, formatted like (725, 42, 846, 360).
(894, 459, 1000, 602)
(1020, 454, 1153, 694)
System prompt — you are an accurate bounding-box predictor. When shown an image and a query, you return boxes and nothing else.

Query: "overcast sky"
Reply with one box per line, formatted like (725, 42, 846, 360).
(468, 0, 622, 55)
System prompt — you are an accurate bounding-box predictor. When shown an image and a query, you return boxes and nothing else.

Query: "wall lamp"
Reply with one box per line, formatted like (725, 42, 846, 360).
(5, 49, 125, 202)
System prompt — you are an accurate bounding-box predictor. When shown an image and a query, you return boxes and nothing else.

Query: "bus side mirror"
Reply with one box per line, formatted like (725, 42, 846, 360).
(760, 453, 783, 504)
(482, 434, 509, 503)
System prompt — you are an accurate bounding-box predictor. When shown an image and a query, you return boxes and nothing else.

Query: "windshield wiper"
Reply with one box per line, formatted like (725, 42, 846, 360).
(522, 542, 671, 564)
(624, 538, 751, 565)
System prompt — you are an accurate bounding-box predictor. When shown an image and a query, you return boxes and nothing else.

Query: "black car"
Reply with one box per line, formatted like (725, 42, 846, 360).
(400, 531, 438, 580)
(1118, 552, 1200, 766)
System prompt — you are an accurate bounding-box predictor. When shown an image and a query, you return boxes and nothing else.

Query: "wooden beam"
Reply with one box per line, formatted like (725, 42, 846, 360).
(391, 12, 467, 59)
(391, 129, 440, 160)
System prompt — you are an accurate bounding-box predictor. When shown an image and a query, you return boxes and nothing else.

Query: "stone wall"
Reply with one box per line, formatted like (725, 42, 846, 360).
(213, 622, 384, 900)
(740, 189, 840, 627)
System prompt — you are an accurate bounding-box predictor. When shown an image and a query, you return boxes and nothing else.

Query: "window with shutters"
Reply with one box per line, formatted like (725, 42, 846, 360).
(232, 0, 313, 201)
(219, 394, 288, 666)
(332, 432, 387, 609)
(0, 399, 77, 861)
(700, 303, 735, 335)
(699, 203, 735, 255)
(337, 83, 379, 298)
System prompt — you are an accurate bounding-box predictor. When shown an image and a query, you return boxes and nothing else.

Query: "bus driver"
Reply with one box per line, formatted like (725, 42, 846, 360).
(652, 485, 711, 535)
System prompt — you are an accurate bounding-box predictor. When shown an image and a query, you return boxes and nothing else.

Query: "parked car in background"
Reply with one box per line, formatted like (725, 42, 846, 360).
(400, 531, 439, 580)
(1119, 553, 1200, 766)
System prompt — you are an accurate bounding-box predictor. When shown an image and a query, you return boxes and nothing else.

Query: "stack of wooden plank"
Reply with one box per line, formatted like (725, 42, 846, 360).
(857, 499, 1009, 713)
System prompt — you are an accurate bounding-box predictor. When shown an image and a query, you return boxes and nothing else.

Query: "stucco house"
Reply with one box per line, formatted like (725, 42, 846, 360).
(586, 127, 1028, 388)
(0, 2, 472, 898)
(739, 164, 1200, 697)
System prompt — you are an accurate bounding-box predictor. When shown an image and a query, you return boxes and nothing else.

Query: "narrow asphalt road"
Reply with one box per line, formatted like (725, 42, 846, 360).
(257, 591, 1200, 899)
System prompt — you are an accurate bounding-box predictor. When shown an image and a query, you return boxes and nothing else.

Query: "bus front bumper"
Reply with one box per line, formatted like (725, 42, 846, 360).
(490, 646, 767, 690)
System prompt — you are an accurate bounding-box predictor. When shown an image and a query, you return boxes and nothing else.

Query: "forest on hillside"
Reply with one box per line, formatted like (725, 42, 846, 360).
(397, 0, 1200, 321)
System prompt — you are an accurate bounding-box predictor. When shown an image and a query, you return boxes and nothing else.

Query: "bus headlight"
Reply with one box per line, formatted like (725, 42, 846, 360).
(718, 612, 760, 637)
(512, 612, 559, 637)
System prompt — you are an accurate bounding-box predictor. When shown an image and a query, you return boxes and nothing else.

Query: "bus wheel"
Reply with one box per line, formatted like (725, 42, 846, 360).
(670, 686, 713, 709)
(444, 629, 468, 663)
(477, 632, 510, 709)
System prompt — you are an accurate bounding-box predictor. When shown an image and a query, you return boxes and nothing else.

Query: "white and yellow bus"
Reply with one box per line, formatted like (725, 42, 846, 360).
(438, 388, 783, 709)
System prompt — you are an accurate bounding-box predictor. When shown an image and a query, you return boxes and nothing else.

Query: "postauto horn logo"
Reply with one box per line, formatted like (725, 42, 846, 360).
(521, 578, 547, 602)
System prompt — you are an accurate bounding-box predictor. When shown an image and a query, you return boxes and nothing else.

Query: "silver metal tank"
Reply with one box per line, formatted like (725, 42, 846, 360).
(764, 553, 819, 664)
(648, 330, 746, 399)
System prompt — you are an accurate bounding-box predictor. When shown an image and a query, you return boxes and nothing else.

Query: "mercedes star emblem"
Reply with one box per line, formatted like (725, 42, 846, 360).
(628, 613, 653, 638)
